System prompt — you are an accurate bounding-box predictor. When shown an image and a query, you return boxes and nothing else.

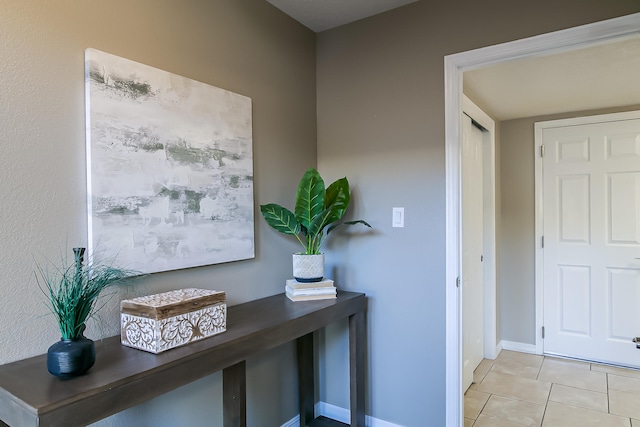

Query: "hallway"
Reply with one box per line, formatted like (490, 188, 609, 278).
(465, 350, 640, 426)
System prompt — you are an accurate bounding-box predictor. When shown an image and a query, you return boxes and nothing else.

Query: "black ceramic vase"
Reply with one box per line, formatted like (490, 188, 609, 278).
(47, 335, 96, 378)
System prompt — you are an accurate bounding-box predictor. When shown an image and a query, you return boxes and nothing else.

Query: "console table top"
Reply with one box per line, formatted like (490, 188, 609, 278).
(0, 290, 365, 427)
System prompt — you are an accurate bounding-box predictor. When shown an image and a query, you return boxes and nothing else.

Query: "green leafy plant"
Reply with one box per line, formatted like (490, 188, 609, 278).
(260, 167, 371, 255)
(37, 248, 138, 340)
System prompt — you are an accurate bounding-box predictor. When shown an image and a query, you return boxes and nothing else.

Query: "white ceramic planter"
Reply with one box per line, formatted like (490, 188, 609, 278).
(292, 253, 324, 283)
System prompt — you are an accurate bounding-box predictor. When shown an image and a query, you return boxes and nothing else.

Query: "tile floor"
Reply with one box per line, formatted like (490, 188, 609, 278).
(465, 350, 640, 426)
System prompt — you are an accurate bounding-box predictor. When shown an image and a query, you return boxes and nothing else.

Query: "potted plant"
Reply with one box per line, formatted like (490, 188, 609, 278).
(260, 167, 371, 282)
(37, 247, 138, 378)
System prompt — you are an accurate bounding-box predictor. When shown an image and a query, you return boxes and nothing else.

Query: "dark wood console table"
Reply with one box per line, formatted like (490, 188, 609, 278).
(0, 291, 366, 427)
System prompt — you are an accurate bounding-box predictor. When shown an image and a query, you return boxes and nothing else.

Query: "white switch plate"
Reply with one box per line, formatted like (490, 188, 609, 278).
(392, 207, 404, 228)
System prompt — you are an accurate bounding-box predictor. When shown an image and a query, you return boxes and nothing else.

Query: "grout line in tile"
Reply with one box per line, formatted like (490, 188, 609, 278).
(540, 389, 550, 427)
(478, 394, 490, 420)
(535, 355, 546, 381)
(607, 372, 611, 414)
(545, 379, 552, 400)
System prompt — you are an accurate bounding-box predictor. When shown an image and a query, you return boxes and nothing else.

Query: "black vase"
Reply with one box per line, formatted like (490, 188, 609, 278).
(47, 335, 96, 378)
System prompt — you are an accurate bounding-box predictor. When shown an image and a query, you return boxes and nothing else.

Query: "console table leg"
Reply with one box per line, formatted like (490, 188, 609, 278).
(349, 311, 365, 427)
(223, 361, 246, 427)
(297, 332, 314, 426)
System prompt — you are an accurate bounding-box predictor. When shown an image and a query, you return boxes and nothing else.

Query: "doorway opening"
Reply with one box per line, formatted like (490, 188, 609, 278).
(444, 12, 640, 427)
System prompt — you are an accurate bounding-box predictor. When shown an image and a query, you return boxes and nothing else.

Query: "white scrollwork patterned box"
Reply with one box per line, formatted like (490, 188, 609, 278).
(121, 288, 226, 354)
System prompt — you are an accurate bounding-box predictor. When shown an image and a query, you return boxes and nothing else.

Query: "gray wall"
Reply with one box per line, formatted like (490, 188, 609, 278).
(500, 104, 640, 346)
(316, 1, 640, 426)
(0, 1, 316, 426)
(4, 1, 640, 426)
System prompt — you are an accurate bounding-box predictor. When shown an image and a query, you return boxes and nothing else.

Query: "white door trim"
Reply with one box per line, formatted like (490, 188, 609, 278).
(462, 95, 498, 361)
(444, 12, 640, 427)
(534, 110, 640, 357)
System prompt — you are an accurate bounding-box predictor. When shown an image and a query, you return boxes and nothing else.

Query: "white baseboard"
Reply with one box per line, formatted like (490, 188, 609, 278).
(499, 340, 537, 355)
(316, 401, 349, 424)
(317, 401, 403, 427)
(280, 402, 403, 427)
(281, 415, 299, 427)
(494, 340, 503, 358)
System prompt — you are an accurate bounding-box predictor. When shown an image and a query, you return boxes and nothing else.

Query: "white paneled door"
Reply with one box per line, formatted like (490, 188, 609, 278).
(462, 114, 484, 390)
(541, 113, 640, 367)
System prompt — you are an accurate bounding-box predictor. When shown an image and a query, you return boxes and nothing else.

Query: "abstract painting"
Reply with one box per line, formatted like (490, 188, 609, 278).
(85, 48, 254, 274)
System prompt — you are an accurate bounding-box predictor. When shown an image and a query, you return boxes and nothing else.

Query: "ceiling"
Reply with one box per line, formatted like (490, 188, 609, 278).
(265, 1, 640, 121)
(265, 0, 418, 33)
(464, 35, 640, 121)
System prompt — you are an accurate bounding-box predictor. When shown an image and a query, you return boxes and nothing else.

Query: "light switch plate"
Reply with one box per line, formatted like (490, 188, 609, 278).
(392, 207, 404, 228)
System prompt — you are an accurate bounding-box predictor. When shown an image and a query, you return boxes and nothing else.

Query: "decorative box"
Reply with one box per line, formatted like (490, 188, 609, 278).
(120, 288, 226, 354)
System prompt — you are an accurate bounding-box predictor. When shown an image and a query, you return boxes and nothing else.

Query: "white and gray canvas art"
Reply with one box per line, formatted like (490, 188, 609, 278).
(85, 48, 254, 274)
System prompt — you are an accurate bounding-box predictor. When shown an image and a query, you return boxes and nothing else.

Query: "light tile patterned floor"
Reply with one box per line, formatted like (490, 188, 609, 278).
(465, 350, 640, 426)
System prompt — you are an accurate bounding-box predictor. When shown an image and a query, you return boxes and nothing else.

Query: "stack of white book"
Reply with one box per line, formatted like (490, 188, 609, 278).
(285, 278, 337, 301)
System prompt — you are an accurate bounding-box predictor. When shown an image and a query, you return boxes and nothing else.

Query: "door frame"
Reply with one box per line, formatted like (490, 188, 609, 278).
(534, 110, 640, 356)
(444, 12, 640, 427)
